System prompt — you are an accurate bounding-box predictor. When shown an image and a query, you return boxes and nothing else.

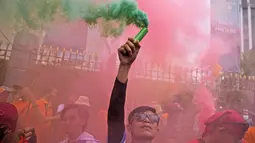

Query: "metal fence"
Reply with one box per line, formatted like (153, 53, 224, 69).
(0, 41, 11, 85)
(33, 45, 101, 72)
(0, 41, 12, 60)
(1, 43, 255, 84)
(31, 46, 212, 82)
(1, 42, 255, 96)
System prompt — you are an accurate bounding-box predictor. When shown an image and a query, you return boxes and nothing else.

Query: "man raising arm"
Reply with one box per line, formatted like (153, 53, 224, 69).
(107, 37, 140, 143)
(108, 38, 160, 143)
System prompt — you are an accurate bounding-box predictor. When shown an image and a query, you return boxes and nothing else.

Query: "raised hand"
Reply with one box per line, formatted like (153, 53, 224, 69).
(118, 38, 141, 65)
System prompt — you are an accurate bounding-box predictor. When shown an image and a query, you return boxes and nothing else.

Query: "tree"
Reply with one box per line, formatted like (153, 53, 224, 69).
(240, 49, 255, 76)
(0, 0, 65, 41)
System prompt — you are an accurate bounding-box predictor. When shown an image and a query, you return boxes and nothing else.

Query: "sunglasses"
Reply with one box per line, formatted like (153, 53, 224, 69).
(134, 113, 160, 124)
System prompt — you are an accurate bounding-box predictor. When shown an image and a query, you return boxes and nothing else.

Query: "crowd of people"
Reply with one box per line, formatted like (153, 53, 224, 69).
(0, 38, 254, 143)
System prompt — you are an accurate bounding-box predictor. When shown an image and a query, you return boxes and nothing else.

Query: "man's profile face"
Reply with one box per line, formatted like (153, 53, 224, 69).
(214, 126, 245, 143)
(127, 111, 159, 140)
(62, 108, 85, 134)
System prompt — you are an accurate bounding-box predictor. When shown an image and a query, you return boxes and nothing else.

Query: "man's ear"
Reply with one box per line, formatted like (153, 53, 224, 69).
(156, 126, 160, 132)
(126, 124, 132, 132)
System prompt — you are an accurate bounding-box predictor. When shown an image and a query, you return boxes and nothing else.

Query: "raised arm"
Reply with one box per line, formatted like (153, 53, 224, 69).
(107, 38, 141, 143)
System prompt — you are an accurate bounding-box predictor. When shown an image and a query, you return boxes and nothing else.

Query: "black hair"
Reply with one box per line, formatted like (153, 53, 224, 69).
(128, 106, 157, 124)
(60, 104, 90, 130)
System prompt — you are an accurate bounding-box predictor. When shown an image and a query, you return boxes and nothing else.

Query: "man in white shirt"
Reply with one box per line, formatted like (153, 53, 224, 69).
(59, 96, 98, 143)
(59, 103, 98, 143)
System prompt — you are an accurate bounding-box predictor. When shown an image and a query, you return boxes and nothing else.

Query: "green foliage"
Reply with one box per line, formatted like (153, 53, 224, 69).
(0, 0, 149, 37)
(216, 90, 249, 111)
(241, 49, 255, 76)
(0, 0, 63, 31)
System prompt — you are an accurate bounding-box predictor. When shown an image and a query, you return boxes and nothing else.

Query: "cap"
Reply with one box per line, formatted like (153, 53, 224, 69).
(57, 96, 90, 115)
(0, 102, 18, 131)
(75, 96, 90, 107)
(205, 110, 245, 125)
(203, 110, 249, 139)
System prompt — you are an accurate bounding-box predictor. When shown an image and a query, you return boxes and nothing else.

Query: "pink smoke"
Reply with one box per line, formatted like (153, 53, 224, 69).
(123, 0, 210, 64)
(193, 80, 216, 134)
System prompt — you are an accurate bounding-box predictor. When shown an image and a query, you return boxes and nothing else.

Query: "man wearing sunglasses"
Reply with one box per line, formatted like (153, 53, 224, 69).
(188, 110, 249, 143)
(107, 38, 160, 143)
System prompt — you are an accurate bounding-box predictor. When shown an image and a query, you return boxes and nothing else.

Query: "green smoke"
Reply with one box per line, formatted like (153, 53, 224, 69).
(61, 0, 149, 37)
(0, 0, 149, 38)
(0, 0, 62, 31)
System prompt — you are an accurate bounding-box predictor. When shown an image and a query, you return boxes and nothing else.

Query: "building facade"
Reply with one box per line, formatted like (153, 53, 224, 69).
(242, 0, 255, 51)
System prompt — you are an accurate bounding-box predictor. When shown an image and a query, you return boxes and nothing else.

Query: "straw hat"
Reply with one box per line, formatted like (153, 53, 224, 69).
(75, 96, 90, 107)
(151, 101, 163, 114)
(57, 96, 91, 114)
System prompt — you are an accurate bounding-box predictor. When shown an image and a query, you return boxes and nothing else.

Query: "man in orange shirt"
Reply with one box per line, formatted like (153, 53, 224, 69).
(244, 126, 255, 143)
(244, 117, 255, 143)
(12, 87, 57, 142)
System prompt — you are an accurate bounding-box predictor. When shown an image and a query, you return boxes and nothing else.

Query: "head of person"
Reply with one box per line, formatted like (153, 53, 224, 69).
(0, 102, 18, 141)
(202, 110, 249, 143)
(127, 106, 160, 141)
(57, 96, 90, 115)
(0, 89, 9, 102)
(43, 88, 57, 98)
(60, 104, 89, 136)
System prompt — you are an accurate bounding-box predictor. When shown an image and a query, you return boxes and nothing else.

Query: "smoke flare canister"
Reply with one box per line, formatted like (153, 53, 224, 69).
(134, 27, 148, 42)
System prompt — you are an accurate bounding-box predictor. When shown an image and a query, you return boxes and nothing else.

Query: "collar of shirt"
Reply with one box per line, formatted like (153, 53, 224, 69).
(60, 132, 98, 143)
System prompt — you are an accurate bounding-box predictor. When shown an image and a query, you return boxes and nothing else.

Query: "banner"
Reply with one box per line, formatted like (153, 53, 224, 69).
(211, 0, 241, 72)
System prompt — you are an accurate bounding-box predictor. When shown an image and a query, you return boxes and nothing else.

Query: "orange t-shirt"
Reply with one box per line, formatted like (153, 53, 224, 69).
(12, 98, 53, 142)
(13, 99, 53, 125)
(244, 127, 255, 143)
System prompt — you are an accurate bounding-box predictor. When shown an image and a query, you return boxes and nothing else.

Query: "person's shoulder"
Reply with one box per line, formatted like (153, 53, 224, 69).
(245, 126, 255, 136)
(79, 132, 99, 142)
(86, 141, 100, 143)
(12, 101, 29, 112)
(248, 126, 255, 131)
(36, 98, 48, 105)
(59, 139, 67, 143)
(187, 140, 199, 143)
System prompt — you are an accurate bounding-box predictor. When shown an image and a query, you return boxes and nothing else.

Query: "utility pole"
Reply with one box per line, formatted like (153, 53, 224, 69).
(240, 0, 244, 53)
(247, 0, 253, 50)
